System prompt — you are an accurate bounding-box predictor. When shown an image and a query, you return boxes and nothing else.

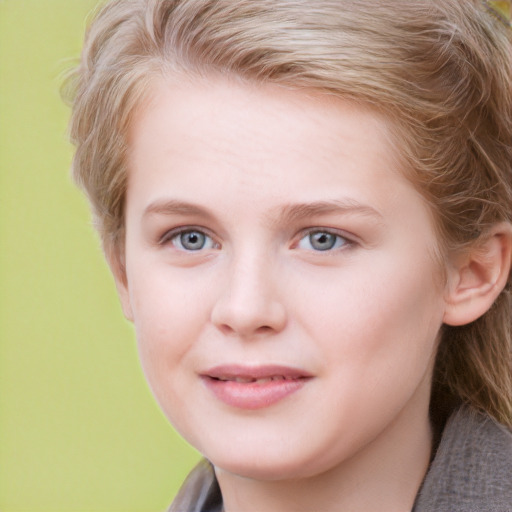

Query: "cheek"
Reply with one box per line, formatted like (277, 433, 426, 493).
(127, 268, 207, 381)
(127, 275, 210, 424)
(299, 254, 445, 372)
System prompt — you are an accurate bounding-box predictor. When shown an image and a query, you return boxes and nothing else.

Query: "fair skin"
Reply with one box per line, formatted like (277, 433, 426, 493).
(111, 76, 511, 512)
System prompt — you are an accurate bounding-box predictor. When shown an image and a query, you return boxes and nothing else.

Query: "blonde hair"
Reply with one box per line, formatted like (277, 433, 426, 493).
(67, 0, 512, 426)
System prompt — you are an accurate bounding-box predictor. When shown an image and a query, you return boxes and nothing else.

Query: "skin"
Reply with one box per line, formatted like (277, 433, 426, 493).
(112, 77, 501, 511)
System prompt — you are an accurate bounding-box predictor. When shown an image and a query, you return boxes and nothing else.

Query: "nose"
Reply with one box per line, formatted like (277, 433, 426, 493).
(210, 254, 287, 338)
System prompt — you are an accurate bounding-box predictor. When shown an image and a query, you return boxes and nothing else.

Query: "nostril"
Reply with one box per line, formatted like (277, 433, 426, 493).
(216, 323, 273, 336)
(217, 323, 236, 336)
(256, 325, 273, 334)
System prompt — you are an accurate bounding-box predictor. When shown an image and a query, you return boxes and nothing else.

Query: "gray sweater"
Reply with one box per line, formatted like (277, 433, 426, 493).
(169, 406, 512, 512)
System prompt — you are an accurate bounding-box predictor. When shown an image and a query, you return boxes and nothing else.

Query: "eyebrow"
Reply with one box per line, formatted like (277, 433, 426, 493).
(143, 199, 215, 219)
(276, 200, 384, 225)
(143, 198, 383, 224)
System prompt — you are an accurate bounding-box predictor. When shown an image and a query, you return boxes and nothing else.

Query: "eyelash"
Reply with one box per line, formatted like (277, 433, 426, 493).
(295, 228, 355, 252)
(158, 226, 356, 253)
(159, 226, 219, 251)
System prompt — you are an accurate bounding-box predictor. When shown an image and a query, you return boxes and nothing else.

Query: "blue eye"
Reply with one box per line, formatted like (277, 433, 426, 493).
(170, 230, 216, 251)
(298, 231, 348, 251)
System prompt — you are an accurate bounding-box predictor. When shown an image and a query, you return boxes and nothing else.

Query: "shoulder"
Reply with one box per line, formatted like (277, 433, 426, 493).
(414, 406, 512, 512)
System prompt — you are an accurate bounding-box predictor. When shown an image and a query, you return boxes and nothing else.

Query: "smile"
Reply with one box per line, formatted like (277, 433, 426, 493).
(201, 365, 312, 410)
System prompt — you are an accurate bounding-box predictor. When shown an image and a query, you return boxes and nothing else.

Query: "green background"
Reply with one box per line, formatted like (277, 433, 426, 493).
(0, 1, 199, 510)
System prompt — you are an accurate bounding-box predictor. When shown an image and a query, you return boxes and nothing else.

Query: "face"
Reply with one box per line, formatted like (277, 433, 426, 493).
(118, 77, 450, 481)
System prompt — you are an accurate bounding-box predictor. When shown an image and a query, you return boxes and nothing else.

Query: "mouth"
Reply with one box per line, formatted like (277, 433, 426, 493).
(201, 365, 312, 410)
(213, 375, 300, 384)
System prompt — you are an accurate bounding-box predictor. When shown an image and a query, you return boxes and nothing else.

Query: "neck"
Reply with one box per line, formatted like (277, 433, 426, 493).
(216, 390, 432, 512)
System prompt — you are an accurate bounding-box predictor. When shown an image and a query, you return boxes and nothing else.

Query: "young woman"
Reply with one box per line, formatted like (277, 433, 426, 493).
(68, 1, 512, 510)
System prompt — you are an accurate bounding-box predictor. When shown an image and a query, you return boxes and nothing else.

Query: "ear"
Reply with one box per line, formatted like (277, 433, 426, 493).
(443, 223, 512, 326)
(105, 242, 134, 322)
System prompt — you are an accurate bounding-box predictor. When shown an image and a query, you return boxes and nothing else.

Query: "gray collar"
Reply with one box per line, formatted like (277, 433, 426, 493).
(413, 406, 512, 512)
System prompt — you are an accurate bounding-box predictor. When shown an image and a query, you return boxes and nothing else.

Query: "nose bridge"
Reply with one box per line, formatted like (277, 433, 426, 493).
(210, 246, 287, 337)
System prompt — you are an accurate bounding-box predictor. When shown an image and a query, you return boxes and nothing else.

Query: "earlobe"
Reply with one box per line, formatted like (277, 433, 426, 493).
(443, 223, 512, 326)
(105, 243, 134, 322)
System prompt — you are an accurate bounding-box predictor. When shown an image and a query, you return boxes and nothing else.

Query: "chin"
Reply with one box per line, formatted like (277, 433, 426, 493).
(208, 447, 326, 481)
(215, 461, 305, 481)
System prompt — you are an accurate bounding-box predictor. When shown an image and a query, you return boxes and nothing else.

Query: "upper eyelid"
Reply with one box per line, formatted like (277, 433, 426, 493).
(158, 225, 218, 245)
(155, 225, 358, 248)
(295, 226, 357, 243)
(288, 228, 359, 255)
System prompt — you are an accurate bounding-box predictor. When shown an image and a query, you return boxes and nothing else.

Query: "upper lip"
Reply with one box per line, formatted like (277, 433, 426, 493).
(201, 364, 313, 381)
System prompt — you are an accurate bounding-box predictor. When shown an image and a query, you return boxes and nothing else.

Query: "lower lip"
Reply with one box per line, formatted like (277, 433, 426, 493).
(202, 377, 308, 410)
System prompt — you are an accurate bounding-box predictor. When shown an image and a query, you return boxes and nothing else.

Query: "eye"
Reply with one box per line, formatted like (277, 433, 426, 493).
(297, 230, 350, 251)
(164, 229, 218, 251)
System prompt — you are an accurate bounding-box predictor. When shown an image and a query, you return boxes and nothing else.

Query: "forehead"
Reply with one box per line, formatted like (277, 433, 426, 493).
(129, 78, 398, 183)
(125, 76, 431, 231)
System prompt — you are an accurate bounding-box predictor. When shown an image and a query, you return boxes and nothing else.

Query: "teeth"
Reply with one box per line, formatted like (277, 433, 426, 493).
(234, 377, 254, 383)
(214, 375, 294, 383)
(255, 377, 272, 384)
(227, 376, 288, 383)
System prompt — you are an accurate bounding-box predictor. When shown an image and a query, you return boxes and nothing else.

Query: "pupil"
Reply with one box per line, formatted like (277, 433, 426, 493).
(311, 232, 335, 250)
(182, 231, 205, 250)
